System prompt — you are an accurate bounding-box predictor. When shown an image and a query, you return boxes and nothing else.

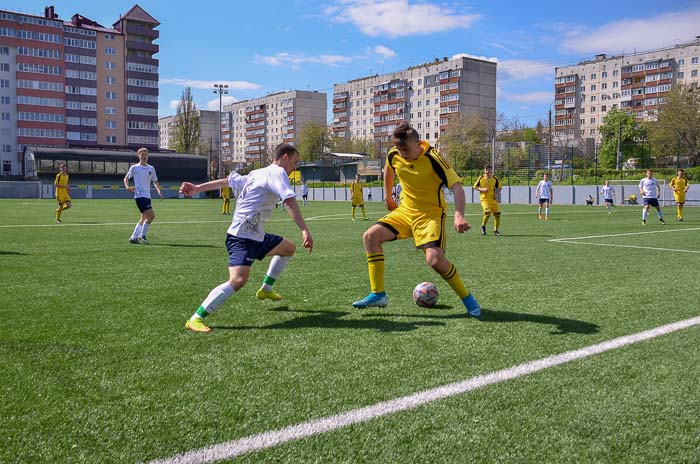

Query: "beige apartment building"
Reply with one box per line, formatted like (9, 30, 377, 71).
(221, 90, 326, 165)
(331, 56, 497, 155)
(554, 36, 700, 144)
(158, 109, 219, 154)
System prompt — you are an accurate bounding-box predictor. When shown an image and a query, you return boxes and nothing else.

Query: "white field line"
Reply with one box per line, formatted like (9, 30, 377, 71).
(549, 227, 700, 254)
(150, 316, 700, 464)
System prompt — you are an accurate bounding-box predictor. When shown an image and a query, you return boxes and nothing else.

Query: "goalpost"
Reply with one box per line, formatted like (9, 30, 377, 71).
(612, 179, 668, 206)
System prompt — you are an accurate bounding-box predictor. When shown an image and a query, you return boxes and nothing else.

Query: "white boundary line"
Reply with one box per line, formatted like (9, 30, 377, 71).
(150, 316, 700, 464)
(548, 227, 700, 254)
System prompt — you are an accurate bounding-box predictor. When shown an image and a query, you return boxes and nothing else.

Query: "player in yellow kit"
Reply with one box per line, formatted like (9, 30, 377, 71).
(54, 163, 72, 222)
(352, 122, 481, 316)
(349, 174, 367, 221)
(473, 164, 502, 236)
(220, 184, 231, 215)
(670, 168, 689, 221)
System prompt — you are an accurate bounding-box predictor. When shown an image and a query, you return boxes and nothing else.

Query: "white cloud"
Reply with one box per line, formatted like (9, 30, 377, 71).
(561, 8, 700, 54)
(451, 53, 552, 82)
(326, 0, 480, 38)
(169, 100, 179, 110)
(373, 45, 395, 59)
(206, 95, 238, 111)
(490, 42, 514, 54)
(254, 52, 353, 68)
(161, 78, 260, 91)
(451, 52, 498, 63)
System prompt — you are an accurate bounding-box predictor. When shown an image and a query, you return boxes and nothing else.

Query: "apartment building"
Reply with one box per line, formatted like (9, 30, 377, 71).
(158, 109, 219, 154)
(554, 36, 700, 144)
(221, 90, 327, 165)
(0, 4, 159, 176)
(331, 56, 497, 155)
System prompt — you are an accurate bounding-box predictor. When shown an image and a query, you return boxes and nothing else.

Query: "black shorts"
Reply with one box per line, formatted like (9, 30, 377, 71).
(643, 198, 660, 208)
(605, 199, 614, 205)
(135, 197, 153, 213)
(225, 233, 283, 267)
(538, 198, 550, 205)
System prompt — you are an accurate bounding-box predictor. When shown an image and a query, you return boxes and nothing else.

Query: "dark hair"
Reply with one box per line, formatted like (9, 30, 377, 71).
(678, 168, 685, 173)
(484, 164, 492, 170)
(392, 121, 419, 148)
(274, 143, 298, 160)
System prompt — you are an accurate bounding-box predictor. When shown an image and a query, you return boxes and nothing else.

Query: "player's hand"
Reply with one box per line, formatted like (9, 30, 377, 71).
(386, 197, 398, 211)
(302, 230, 313, 253)
(126, 186, 135, 193)
(179, 182, 197, 197)
(454, 214, 470, 233)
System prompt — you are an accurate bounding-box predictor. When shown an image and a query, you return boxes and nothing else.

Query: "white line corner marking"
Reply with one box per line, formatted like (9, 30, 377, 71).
(548, 227, 700, 253)
(150, 316, 700, 464)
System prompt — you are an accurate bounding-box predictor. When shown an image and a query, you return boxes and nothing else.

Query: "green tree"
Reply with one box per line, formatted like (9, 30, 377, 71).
(598, 107, 649, 169)
(439, 113, 491, 173)
(173, 87, 200, 154)
(648, 84, 700, 166)
(296, 121, 328, 162)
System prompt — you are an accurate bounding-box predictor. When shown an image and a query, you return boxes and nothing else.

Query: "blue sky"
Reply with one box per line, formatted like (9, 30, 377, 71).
(8, 0, 700, 127)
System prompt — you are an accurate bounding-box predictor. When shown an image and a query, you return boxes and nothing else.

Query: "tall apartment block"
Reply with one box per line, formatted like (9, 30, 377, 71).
(0, 4, 159, 176)
(554, 37, 700, 144)
(158, 109, 220, 154)
(331, 56, 497, 155)
(221, 90, 327, 165)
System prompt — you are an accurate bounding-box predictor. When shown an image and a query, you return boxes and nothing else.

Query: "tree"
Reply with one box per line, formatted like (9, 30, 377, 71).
(598, 107, 649, 169)
(438, 113, 491, 173)
(648, 84, 700, 167)
(296, 121, 328, 162)
(173, 87, 200, 154)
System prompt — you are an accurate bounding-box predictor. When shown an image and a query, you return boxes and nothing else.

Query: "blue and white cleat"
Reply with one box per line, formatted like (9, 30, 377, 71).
(352, 292, 388, 308)
(462, 294, 481, 317)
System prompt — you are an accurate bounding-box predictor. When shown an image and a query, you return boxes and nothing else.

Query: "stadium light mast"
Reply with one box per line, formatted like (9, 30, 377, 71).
(213, 83, 228, 178)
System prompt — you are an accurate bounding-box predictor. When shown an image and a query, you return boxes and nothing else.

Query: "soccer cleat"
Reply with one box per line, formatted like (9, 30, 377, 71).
(352, 292, 388, 308)
(56, 218, 62, 223)
(185, 317, 212, 333)
(642, 220, 646, 225)
(545, 216, 549, 220)
(538, 214, 542, 220)
(363, 217, 369, 221)
(139, 236, 150, 244)
(481, 226, 486, 235)
(679, 217, 683, 222)
(659, 218, 665, 225)
(494, 230, 501, 236)
(256, 288, 282, 301)
(128, 238, 140, 244)
(462, 294, 481, 317)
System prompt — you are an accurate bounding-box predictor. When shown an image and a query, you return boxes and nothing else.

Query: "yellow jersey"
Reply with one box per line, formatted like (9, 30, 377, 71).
(350, 181, 363, 200)
(55, 172, 69, 189)
(473, 175, 501, 203)
(386, 141, 462, 213)
(221, 187, 230, 199)
(670, 176, 688, 193)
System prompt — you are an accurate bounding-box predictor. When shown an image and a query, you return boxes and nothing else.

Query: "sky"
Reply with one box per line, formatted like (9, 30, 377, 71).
(7, 0, 700, 127)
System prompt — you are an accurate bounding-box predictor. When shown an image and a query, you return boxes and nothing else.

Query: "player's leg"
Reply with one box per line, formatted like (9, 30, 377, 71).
(139, 208, 155, 243)
(642, 203, 649, 224)
(545, 200, 550, 219)
(424, 247, 480, 317)
(257, 236, 295, 301)
(537, 201, 542, 219)
(480, 208, 490, 235)
(360, 204, 367, 220)
(351, 205, 356, 221)
(352, 222, 398, 308)
(494, 212, 501, 234)
(655, 202, 664, 223)
(186, 265, 249, 333)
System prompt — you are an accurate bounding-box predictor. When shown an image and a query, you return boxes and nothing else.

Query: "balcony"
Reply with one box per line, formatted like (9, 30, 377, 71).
(126, 23, 159, 39)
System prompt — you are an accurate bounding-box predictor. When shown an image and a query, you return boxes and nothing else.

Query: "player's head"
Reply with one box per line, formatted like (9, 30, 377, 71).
(484, 164, 492, 176)
(59, 163, 67, 173)
(646, 169, 653, 178)
(604, 180, 609, 186)
(543, 173, 549, 180)
(392, 122, 421, 159)
(678, 168, 685, 177)
(355, 174, 360, 182)
(137, 147, 148, 163)
(274, 143, 300, 174)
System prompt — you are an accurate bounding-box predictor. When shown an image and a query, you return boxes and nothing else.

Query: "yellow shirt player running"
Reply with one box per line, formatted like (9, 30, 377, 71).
(670, 168, 690, 221)
(352, 122, 481, 316)
(473, 164, 502, 236)
(54, 163, 72, 222)
(349, 174, 367, 221)
(221, 185, 231, 215)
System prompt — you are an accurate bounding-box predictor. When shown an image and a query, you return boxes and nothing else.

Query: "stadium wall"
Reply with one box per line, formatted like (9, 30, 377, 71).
(0, 181, 41, 198)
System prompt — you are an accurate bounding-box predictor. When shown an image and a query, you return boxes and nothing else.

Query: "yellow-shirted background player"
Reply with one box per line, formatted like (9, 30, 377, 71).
(349, 174, 367, 221)
(472, 164, 502, 235)
(670, 168, 689, 221)
(220, 185, 231, 215)
(352, 122, 481, 316)
(54, 163, 72, 222)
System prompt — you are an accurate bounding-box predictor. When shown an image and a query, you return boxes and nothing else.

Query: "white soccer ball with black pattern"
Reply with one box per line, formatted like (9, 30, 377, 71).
(413, 282, 439, 308)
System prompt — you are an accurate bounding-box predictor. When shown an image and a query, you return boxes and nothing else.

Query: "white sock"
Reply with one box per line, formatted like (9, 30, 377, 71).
(141, 222, 151, 237)
(131, 223, 143, 240)
(261, 256, 290, 292)
(193, 282, 235, 318)
(642, 210, 648, 220)
(545, 207, 549, 216)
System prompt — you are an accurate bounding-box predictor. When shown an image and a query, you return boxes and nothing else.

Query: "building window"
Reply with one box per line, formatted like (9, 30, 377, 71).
(105, 76, 115, 84)
(613, 70, 618, 76)
(105, 47, 116, 55)
(106, 120, 116, 129)
(692, 57, 699, 64)
(678, 59, 685, 66)
(106, 135, 117, 143)
(602, 71, 607, 78)
(105, 61, 116, 70)
(105, 92, 116, 99)
(692, 70, 698, 78)
(678, 72, 684, 79)
(591, 73, 596, 80)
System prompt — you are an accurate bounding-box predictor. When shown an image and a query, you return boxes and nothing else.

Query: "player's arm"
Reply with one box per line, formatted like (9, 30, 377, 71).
(153, 180, 164, 199)
(535, 183, 540, 197)
(384, 168, 397, 211)
(179, 178, 229, 196)
(283, 196, 313, 252)
(450, 181, 470, 233)
(123, 173, 135, 193)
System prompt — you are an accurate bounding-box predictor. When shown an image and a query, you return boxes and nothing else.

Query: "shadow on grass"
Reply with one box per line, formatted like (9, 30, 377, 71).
(0, 250, 27, 255)
(215, 307, 445, 333)
(149, 243, 218, 248)
(366, 309, 599, 335)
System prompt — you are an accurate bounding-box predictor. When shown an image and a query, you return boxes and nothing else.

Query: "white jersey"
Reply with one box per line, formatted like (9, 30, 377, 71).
(600, 185, 615, 200)
(227, 164, 295, 241)
(125, 164, 158, 198)
(301, 184, 309, 196)
(536, 180, 552, 199)
(639, 177, 659, 199)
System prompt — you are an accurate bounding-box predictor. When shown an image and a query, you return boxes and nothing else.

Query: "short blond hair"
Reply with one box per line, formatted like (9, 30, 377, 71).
(137, 147, 148, 155)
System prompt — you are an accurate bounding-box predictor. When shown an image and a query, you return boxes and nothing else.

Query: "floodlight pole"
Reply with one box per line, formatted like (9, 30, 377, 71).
(213, 83, 229, 178)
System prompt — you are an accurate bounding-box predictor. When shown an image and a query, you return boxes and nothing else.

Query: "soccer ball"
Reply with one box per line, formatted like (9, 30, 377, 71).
(413, 282, 439, 308)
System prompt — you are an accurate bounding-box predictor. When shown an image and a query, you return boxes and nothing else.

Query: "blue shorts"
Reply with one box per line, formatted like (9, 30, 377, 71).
(538, 198, 550, 205)
(643, 198, 660, 208)
(225, 233, 283, 267)
(135, 197, 152, 213)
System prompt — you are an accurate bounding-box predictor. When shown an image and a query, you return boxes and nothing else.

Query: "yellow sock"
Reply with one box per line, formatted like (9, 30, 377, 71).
(362, 207, 367, 219)
(678, 204, 683, 218)
(367, 252, 384, 293)
(440, 262, 469, 299)
(481, 213, 490, 227)
(494, 213, 501, 231)
(352, 206, 355, 220)
(56, 204, 63, 219)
